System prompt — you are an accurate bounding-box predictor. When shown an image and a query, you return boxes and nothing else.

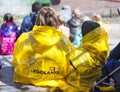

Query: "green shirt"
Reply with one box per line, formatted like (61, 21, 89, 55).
(36, 0, 51, 4)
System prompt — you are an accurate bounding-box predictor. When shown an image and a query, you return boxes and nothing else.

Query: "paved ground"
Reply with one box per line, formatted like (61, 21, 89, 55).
(0, 55, 49, 92)
(53, 0, 120, 16)
(0, 0, 120, 91)
(108, 24, 120, 49)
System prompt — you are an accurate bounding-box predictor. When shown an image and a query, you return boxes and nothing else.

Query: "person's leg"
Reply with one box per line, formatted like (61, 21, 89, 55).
(100, 65, 110, 83)
(102, 65, 109, 77)
(99, 59, 117, 84)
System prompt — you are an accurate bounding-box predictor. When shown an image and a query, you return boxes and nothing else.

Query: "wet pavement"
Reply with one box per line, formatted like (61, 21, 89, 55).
(0, 23, 119, 92)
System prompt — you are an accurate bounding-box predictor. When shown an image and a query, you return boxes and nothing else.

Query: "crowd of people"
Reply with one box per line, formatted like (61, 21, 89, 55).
(0, 1, 119, 92)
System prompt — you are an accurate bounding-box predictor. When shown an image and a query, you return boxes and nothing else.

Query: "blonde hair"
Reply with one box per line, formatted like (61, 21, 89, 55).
(35, 6, 59, 28)
(91, 13, 102, 22)
(57, 15, 66, 24)
(72, 8, 81, 18)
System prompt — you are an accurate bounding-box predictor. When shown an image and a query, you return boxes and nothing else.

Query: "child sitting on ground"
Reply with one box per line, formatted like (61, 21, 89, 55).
(0, 13, 19, 55)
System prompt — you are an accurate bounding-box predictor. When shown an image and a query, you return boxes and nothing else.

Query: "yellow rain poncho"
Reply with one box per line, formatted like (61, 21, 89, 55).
(12, 25, 77, 91)
(12, 25, 110, 92)
(66, 27, 110, 92)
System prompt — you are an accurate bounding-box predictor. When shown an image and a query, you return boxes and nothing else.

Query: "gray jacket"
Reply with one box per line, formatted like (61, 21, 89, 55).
(67, 17, 81, 42)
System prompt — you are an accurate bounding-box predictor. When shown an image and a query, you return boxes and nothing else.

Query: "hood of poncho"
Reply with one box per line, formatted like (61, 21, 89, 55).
(82, 27, 109, 52)
(31, 25, 62, 47)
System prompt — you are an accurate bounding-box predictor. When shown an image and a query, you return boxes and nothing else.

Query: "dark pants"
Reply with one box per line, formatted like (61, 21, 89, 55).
(102, 59, 120, 83)
(108, 42, 120, 60)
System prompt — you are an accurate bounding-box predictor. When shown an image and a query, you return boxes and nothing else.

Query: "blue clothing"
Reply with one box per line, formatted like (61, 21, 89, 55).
(101, 42, 120, 83)
(59, 8, 72, 22)
(19, 12, 37, 36)
(0, 23, 18, 36)
(102, 59, 120, 84)
(67, 17, 81, 47)
(72, 27, 82, 47)
(108, 42, 120, 60)
(0, 22, 19, 55)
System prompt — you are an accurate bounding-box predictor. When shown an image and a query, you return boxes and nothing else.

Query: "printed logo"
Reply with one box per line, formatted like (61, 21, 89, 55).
(31, 67, 59, 75)
(49, 67, 55, 72)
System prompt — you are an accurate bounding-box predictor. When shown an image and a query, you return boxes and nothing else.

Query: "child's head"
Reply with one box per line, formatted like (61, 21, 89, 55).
(32, 2, 43, 13)
(72, 8, 81, 18)
(35, 6, 59, 28)
(3, 13, 13, 22)
(91, 13, 102, 22)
